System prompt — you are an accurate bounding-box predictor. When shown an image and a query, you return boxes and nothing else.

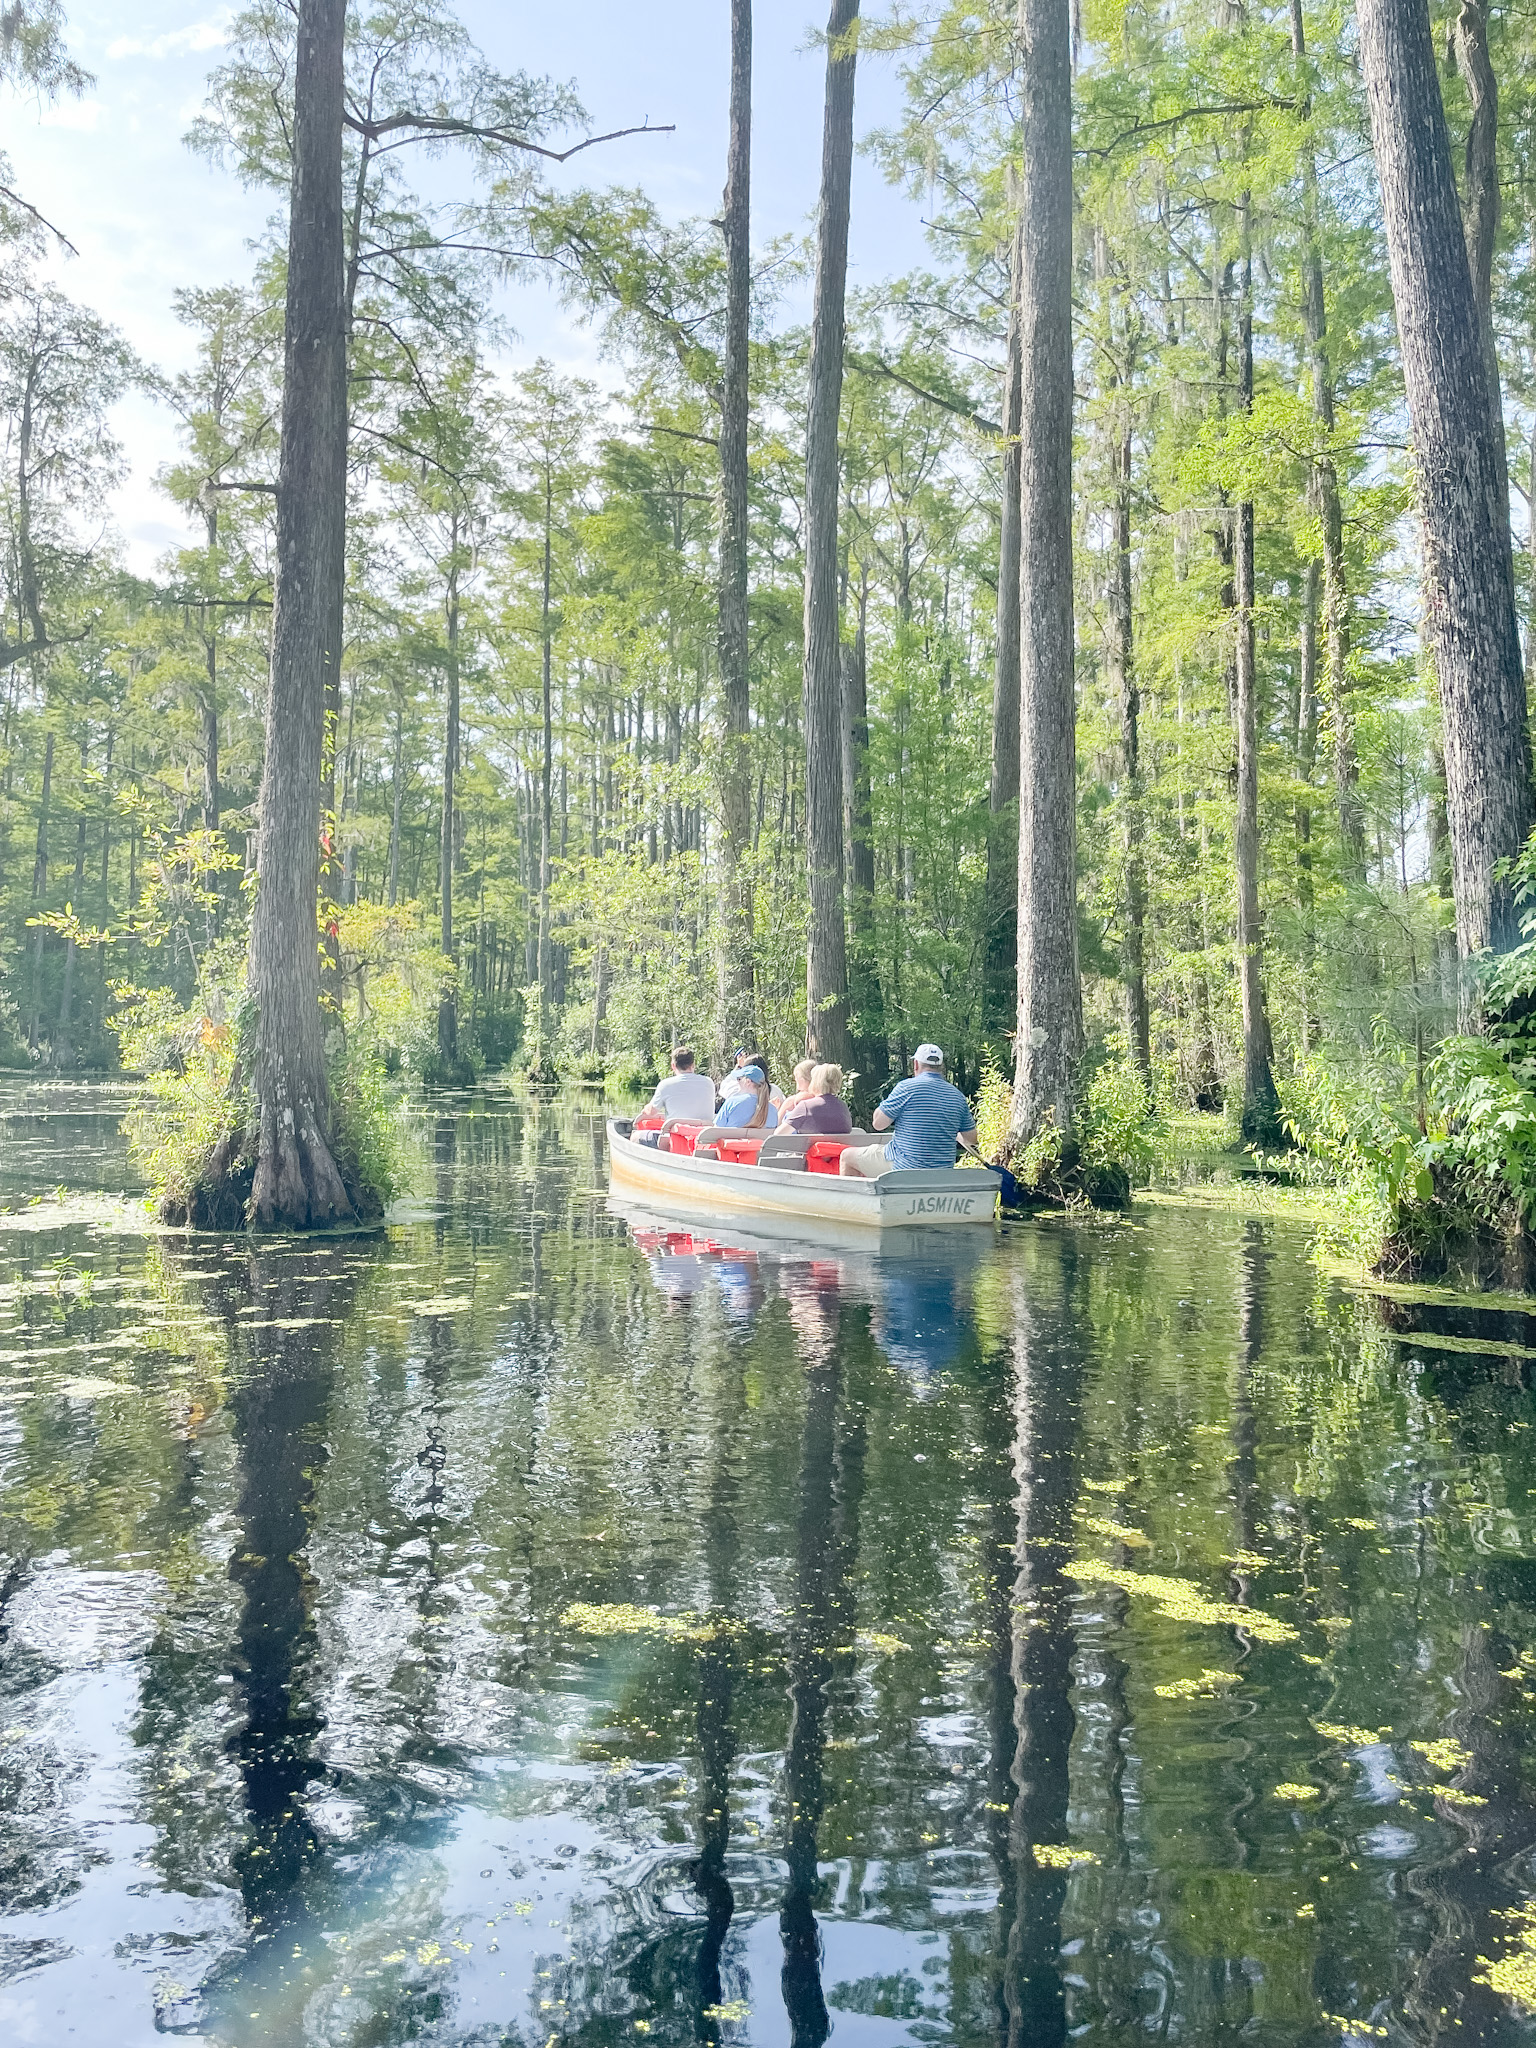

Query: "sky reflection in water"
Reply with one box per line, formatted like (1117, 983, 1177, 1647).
(4, 1080, 1536, 2044)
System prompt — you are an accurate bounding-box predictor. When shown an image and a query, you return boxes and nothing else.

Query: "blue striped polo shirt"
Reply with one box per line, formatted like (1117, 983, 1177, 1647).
(880, 1073, 976, 1170)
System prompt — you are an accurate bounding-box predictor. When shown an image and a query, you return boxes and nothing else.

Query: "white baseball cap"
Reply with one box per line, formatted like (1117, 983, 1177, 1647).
(914, 1043, 945, 1068)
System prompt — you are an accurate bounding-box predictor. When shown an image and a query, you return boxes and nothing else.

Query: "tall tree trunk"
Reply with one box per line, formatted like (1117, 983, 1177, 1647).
(27, 725, 51, 1051)
(1295, 557, 1319, 1041)
(437, 538, 460, 1068)
(987, 209, 1023, 1035)
(1233, 206, 1284, 1145)
(1289, 0, 1364, 874)
(715, 0, 755, 1068)
(1358, 0, 1534, 1006)
(1096, 227, 1151, 1095)
(1008, 0, 1082, 1152)
(536, 474, 555, 1068)
(1454, 0, 1509, 507)
(239, 0, 354, 1228)
(801, 0, 858, 1068)
(387, 701, 403, 907)
(55, 747, 85, 1067)
(1109, 400, 1151, 1094)
(201, 494, 221, 836)
(842, 579, 884, 1078)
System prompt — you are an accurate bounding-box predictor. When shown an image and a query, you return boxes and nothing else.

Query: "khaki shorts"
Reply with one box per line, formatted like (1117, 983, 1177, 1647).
(840, 1141, 890, 1178)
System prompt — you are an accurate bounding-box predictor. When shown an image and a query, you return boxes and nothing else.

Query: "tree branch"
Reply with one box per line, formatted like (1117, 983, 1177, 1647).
(0, 182, 78, 255)
(847, 349, 1001, 436)
(342, 113, 675, 162)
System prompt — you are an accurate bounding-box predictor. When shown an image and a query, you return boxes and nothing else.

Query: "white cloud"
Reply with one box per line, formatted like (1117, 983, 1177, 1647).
(38, 98, 102, 130)
(106, 20, 229, 63)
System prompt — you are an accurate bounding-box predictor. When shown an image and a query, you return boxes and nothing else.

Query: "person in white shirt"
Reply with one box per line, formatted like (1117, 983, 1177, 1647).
(719, 1048, 785, 1112)
(644, 1047, 717, 1125)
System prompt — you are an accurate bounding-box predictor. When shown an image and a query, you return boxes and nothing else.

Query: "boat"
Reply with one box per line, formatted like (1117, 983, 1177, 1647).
(606, 1115, 1001, 1230)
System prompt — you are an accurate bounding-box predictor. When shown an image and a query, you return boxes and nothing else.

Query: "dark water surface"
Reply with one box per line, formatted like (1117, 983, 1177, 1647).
(6, 1082, 1536, 2045)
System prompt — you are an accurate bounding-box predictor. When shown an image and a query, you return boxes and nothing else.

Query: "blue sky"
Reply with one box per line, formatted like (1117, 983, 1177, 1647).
(2, 2, 934, 571)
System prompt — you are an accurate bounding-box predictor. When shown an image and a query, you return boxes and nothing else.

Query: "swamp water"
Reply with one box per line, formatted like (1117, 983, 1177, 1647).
(4, 1083, 1536, 2044)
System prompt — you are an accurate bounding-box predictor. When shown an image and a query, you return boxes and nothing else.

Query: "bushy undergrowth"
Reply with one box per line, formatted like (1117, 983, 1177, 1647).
(1274, 832, 1536, 1281)
(1283, 1028, 1536, 1281)
(973, 1039, 1163, 1208)
(117, 938, 412, 1225)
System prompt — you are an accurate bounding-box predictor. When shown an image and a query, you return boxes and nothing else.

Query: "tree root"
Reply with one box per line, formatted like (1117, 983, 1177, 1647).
(164, 1089, 384, 1234)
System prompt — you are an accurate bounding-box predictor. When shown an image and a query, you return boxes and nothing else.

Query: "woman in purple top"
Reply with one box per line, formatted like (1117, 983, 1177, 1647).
(781, 1063, 853, 1134)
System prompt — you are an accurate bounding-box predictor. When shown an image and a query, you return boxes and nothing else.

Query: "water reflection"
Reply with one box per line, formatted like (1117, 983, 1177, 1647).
(11, 1080, 1536, 2043)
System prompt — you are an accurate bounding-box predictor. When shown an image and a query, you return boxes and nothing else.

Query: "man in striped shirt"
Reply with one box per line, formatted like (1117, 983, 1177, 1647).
(839, 1044, 980, 1177)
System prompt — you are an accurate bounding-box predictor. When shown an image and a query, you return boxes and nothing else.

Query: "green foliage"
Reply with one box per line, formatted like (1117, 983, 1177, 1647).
(121, 1003, 241, 1219)
(1077, 1043, 1163, 1189)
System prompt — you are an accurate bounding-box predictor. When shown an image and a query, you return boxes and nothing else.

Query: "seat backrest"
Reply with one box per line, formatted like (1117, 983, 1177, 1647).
(759, 1132, 810, 1170)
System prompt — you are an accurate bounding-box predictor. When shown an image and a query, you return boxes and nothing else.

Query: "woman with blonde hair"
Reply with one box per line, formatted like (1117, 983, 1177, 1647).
(716, 1063, 779, 1130)
(782, 1062, 853, 1134)
(781, 1058, 818, 1117)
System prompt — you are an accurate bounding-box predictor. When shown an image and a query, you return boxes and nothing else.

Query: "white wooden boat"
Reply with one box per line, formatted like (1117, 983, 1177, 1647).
(606, 1118, 1000, 1229)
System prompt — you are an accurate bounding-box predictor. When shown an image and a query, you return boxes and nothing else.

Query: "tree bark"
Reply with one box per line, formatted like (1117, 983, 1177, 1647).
(241, 0, 355, 1229)
(1453, 0, 1509, 510)
(1358, 0, 1533, 1003)
(1096, 227, 1151, 1095)
(437, 531, 460, 1068)
(27, 725, 51, 1051)
(715, 0, 756, 1066)
(536, 472, 555, 1070)
(1289, 0, 1363, 874)
(987, 210, 1023, 1035)
(1008, 0, 1083, 1151)
(801, 0, 858, 1068)
(1232, 209, 1283, 1145)
(841, 578, 884, 1076)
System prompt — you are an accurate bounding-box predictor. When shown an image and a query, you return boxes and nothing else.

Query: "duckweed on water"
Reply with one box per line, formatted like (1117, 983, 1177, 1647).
(1478, 1905, 1536, 2009)
(1314, 1720, 1390, 1746)
(1063, 1560, 1300, 1642)
(1411, 1737, 1473, 1774)
(1082, 1515, 1150, 1548)
(560, 1602, 725, 1643)
(1273, 1783, 1323, 1802)
(1031, 1844, 1099, 1868)
(1154, 1669, 1238, 1699)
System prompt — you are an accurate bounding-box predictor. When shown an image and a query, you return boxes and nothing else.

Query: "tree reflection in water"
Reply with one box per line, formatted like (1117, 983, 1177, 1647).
(225, 1250, 354, 1929)
(779, 1262, 863, 2048)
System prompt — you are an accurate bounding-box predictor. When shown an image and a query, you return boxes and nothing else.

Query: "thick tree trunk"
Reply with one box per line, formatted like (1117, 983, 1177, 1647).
(1108, 401, 1151, 1095)
(1008, 0, 1082, 1150)
(437, 543, 460, 1068)
(1232, 214, 1283, 1145)
(1289, 0, 1364, 875)
(27, 725, 51, 1051)
(841, 585, 885, 1076)
(715, 0, 756, 1066)
(987, 210, 1023, 1035)
(536, 483, 555, 1069)
(387, 702, 403, 906)
(1095, 226, 1151, 1094)
(1358, 0, 1534, 1004)
(1454, 0, 1509, 509)
(801, 0, 858, 1068)
(240, 0, 354, 1229)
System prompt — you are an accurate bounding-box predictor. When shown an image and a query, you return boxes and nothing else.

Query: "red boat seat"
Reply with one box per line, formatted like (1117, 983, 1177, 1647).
(716, 1135, 765, 1167)
(806, 1138, 855, 1175)
(659, 1119, 706, 1155)
(634, 1112, 665, 1132)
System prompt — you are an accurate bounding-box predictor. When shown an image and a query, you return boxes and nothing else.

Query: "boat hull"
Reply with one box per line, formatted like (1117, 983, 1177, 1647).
(607, 1122, 999, 1229)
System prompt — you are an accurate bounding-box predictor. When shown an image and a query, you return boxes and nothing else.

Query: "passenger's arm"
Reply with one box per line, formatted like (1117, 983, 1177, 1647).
(958, 1127, 981, 1156)
(872, 1107, 893, 1131)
